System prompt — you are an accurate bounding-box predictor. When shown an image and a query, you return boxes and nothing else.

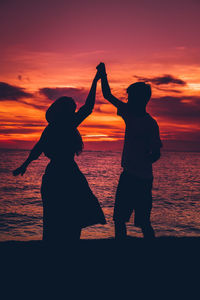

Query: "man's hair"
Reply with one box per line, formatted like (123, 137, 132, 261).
(127, 82, 151, 104)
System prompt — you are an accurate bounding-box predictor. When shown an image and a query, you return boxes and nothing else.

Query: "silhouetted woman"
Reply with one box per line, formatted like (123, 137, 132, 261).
(13, 71, 106, 242)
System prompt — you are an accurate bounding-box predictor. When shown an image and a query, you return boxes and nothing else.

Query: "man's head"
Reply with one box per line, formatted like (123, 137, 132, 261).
(127, 82, 151, 111)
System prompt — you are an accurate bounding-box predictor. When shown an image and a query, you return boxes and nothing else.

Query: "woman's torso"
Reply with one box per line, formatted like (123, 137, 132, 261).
(42, 123, 82, 174)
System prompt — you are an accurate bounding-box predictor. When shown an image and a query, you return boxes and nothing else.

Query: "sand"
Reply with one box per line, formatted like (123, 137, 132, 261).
(1, 236, 199, 298)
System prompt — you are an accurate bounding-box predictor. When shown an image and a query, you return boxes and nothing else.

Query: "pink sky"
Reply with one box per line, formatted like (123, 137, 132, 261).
(0, 0, 200, 150)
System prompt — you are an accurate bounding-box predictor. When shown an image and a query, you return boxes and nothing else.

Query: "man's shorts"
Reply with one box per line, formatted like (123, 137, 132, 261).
(113, 171, 153, 227)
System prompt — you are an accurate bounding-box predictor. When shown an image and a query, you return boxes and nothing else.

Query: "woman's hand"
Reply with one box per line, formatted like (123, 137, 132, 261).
(13, 164, 27, 176)
(93, 70, 101, 82)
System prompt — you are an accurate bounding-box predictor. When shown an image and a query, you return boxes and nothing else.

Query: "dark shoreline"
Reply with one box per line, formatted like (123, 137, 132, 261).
(1, 236, 199, 297)
(1, 236, 200, 254)
(1, 236, 200, 276)
(1, 236, 199, 269)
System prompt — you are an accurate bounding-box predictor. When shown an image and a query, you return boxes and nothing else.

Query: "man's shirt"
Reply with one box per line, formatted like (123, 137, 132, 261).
(117, 104, 162, 179)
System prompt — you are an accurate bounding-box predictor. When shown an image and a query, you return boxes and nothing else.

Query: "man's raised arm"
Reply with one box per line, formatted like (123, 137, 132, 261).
(97, 63, 124, 109)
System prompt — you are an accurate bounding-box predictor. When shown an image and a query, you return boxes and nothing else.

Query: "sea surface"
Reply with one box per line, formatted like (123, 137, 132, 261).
(0, 149, 200, 241)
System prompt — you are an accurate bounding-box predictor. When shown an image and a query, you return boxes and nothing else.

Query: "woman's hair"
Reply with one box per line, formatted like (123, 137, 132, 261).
(45, 96, 77, 124)
(45, 96, 83, 156)
(73, 128, 84, 156)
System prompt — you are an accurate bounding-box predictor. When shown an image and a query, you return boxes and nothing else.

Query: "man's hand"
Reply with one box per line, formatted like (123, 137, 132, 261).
(96, 62, 123, 108)
(96, 62, 106, 76)
(13, 164, 27, 176)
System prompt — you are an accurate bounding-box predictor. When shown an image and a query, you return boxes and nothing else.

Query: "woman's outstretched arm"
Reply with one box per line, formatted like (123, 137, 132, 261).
(75, 71, 100, 127)
(13, 129, 46, 176)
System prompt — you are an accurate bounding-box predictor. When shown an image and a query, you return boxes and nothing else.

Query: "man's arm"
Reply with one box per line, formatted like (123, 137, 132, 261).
(97, 63, 125, 109)
(148, 122, 162, 164)
(149, 148, 161, 163)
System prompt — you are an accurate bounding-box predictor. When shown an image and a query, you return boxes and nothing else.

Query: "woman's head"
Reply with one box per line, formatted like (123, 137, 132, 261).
(45, 96, 83, 155)
(46, 96, 76, 124)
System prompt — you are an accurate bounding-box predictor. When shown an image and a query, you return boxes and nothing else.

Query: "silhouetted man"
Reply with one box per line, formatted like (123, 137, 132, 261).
(97, 63, 162, 239)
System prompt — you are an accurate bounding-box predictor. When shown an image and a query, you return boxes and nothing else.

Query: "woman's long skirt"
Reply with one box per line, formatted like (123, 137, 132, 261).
(41, 161, 106, 241)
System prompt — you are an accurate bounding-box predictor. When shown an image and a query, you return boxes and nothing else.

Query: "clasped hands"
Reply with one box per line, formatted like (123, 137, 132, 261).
(94, 62, 107, 82)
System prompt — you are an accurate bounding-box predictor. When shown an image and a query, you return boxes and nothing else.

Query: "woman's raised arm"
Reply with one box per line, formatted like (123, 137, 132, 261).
(75, 71, 100, 127)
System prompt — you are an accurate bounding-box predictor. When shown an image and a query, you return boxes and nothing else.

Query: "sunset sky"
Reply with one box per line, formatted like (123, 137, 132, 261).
(0, 0, 200, 151)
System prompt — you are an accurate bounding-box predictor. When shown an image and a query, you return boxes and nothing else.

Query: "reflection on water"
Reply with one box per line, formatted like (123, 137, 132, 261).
(0, 149, 200, 241)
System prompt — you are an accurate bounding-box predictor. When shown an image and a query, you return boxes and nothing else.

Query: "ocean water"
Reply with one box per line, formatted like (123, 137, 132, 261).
(0, 149, 200, 241)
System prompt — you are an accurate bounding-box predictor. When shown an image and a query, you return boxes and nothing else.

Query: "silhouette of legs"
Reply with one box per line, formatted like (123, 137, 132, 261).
(114, 221, 127, 240)
(141, 224, 155, 239)
(115, 220, 155, 240)
(114, 172, 155, 240)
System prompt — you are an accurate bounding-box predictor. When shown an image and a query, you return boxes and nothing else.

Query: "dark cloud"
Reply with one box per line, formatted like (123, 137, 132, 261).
(0, 82, 106, 113)
(154, 86, 182, 94)
(147, 95, 200, 145)
(0, 82, 47, 110)
(135, 74, 186, 86)
(149, 95, 200, 121)
(39, 87, 105, 105)
(39, 87, 89, 104)
(0, 82, 33, 100)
